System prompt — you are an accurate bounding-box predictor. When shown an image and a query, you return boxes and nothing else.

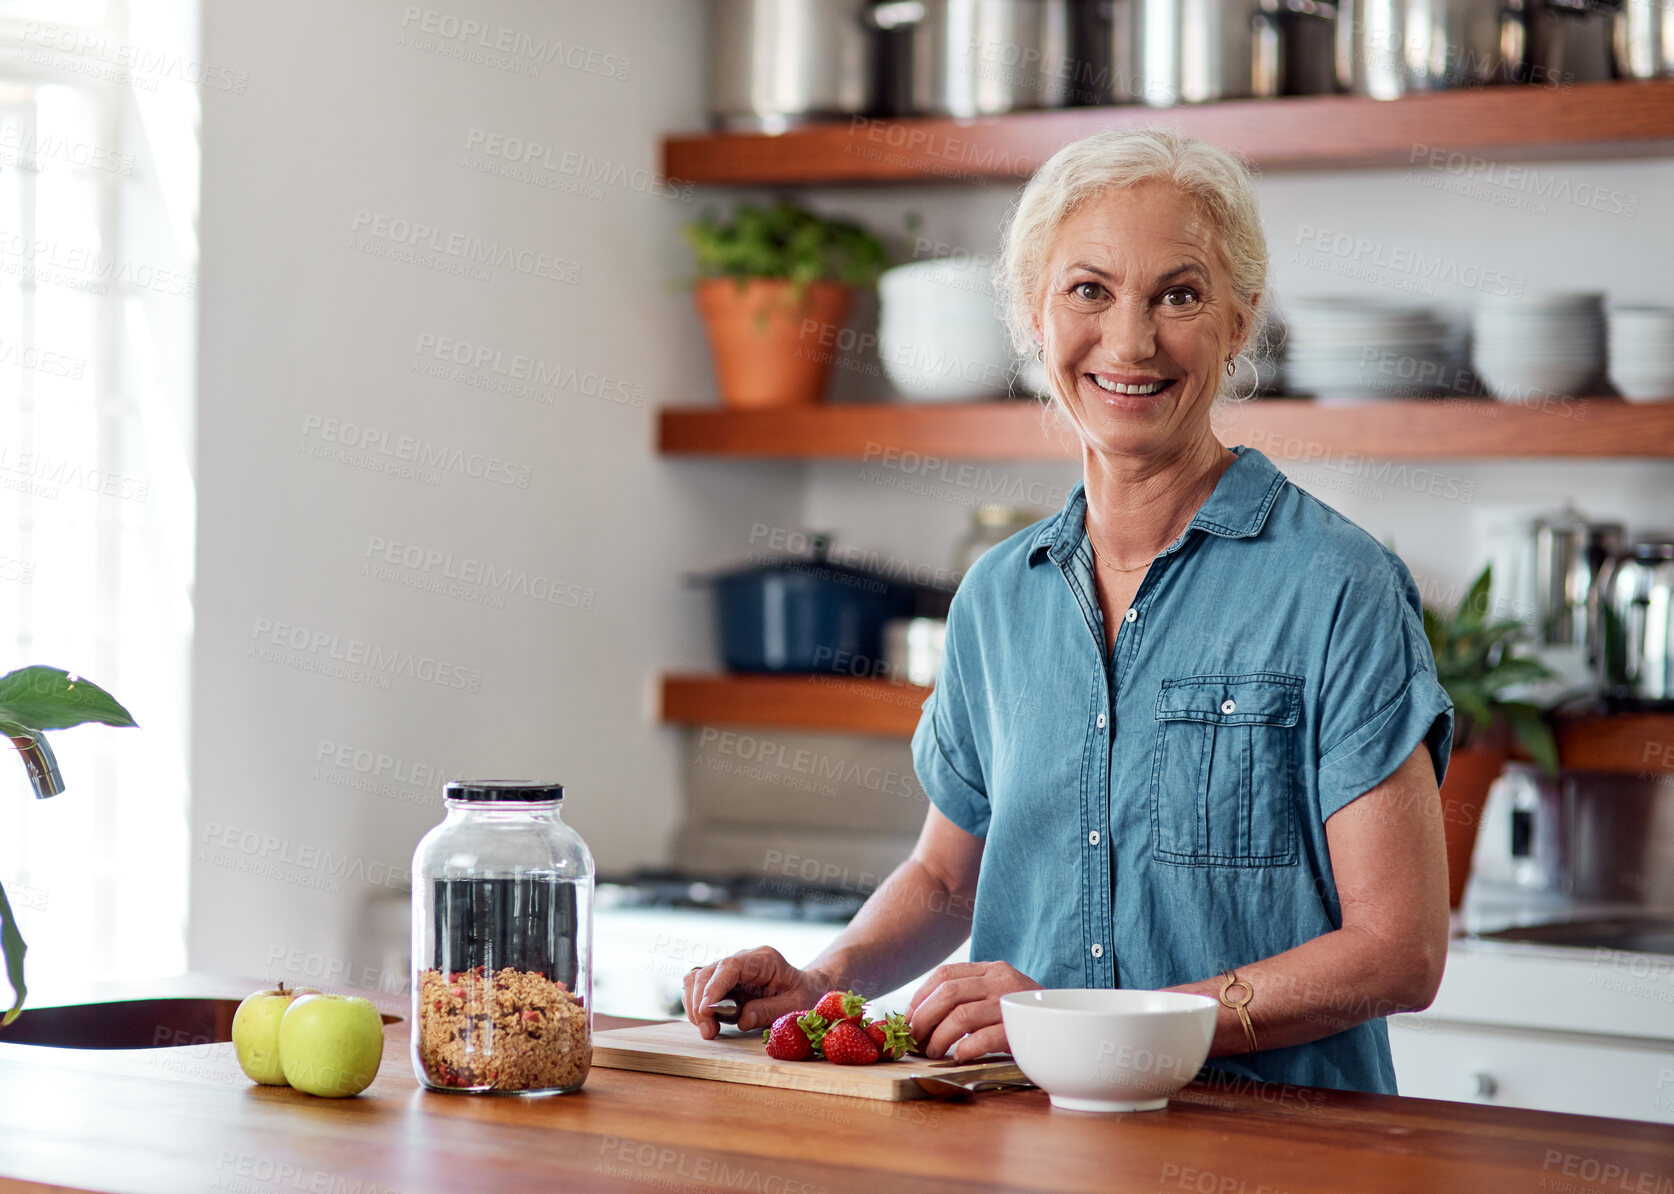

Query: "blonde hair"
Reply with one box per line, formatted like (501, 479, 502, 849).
(995, 128, 1269, 399)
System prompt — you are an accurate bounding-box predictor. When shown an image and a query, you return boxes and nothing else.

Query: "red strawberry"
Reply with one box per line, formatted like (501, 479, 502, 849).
(821, 1019, 881, 1066)
(763, 1011, 826, 1061)
(864, 1013, 918, 1061)
(812, 989, 866, 1025)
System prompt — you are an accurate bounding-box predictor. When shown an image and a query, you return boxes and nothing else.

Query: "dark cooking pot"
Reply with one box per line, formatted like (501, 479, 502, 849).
(695, 540, 922, 675)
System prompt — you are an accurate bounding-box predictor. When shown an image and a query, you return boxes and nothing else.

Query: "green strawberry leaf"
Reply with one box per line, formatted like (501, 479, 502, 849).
(0, 667, 136, 732)
(798, 1011, 829, 1054)
(0, 878, 26, 1026)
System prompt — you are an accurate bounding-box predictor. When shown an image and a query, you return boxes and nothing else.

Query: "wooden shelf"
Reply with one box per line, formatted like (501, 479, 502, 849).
(659, 399, 1674, 460)
(662, 674, 1674, 774)
(1555, 713, 1674, 775)
(661, 673, 925, 738)
(663, 81, 1674, 185)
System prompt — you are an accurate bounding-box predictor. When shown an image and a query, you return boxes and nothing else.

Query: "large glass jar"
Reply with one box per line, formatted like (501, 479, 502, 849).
(411, 781, 594, 1095)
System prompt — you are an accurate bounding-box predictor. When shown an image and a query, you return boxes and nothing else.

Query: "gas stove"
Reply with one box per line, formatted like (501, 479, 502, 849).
(597, 868, 867, 923)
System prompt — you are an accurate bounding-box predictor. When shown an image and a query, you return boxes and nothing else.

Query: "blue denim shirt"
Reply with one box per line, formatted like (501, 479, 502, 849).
(911, 446, 1454, 1095)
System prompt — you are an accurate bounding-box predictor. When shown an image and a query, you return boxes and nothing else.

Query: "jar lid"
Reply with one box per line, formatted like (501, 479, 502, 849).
(443, 780, 564, 803)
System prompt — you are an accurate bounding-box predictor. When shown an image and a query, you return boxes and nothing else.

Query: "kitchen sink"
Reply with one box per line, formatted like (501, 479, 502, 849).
(1473, 914, 1674, 956)
(0, 996, 401, 1049)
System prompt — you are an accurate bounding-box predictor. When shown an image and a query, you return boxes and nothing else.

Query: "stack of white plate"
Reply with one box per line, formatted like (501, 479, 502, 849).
(1608, 306, 1674, 402)
(1472, 292, 1605, 401)
(1280, 298, 1461, 401)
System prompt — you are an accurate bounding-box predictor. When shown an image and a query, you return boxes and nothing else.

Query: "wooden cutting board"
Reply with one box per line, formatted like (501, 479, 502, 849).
(591, 1020, 1027, 1101)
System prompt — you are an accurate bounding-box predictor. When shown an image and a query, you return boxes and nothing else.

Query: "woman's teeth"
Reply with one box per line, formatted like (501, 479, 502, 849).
(1091, 376, 1167, 396)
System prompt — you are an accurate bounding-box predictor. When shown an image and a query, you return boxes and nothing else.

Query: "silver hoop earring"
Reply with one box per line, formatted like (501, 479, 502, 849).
(1035, 345, 1045, 363)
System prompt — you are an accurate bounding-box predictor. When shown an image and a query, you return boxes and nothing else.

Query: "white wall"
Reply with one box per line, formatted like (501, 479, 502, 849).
(190, 2, 802, 980)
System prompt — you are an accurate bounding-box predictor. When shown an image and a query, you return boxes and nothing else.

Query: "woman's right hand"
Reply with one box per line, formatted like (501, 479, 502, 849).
(682, 946, 829, 1040)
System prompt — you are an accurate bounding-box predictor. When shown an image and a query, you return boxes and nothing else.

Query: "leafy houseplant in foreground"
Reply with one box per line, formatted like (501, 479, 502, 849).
(0, 666, 136, 1023)
(1422, 565, 1558, 907)
(684, 201, 888, 409)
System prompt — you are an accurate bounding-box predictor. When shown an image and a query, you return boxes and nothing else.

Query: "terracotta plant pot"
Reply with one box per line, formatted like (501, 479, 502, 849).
(1438, 745, 1509, 909)
(694, 278, 854, 408)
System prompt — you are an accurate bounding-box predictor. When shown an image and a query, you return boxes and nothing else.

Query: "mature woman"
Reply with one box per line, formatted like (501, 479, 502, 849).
(684, 128, 1453, 1094)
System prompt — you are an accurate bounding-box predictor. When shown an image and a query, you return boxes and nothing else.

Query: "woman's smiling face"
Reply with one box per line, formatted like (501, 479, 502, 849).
(1036, 181, 1252, 460)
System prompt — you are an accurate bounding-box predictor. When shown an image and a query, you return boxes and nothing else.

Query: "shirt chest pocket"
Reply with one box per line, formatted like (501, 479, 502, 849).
(1149, 673, 1303, 868)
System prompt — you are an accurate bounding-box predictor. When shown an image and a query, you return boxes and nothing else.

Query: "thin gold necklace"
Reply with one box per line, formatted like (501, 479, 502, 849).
(1088, 538, 1153, 574)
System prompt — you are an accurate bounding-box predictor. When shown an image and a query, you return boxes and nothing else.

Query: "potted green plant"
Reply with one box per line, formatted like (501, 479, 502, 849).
(1422, 565, 1559, 908)
(0, 666, 136, 1023)
(684, 201, 887, 408)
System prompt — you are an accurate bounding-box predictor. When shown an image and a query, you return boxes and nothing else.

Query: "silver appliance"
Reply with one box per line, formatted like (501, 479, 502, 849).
(707, 0, 877, 132)
(869, 0, 1074, 116)
(1493, 507, 1624, 696)
(1598, 539, 1674, 705)
(1336, 0, 1526, 97)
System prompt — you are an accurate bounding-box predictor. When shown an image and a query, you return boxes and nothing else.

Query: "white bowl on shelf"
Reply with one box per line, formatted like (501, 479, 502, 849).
(1607, 307, 1674, 395)
(999, 989, 1217, 1113)
(878, 257, 1012, 402)
(1474, 359, 1601, 401)
(1610, 370, 1674, 402)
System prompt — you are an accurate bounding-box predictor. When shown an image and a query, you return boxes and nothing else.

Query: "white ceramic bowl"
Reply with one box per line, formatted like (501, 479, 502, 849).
(1474, 360, 1601, 400)
(999, 989, 1218, 1113)
(877, 258, 1012, 402)
(1610, 370, 1674, 402)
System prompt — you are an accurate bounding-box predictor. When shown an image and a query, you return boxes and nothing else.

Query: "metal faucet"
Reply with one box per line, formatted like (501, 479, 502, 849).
(9, 731, 64, 799)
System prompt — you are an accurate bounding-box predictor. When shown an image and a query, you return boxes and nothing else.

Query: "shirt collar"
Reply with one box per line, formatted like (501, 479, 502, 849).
(1028, 445, 1287, 567)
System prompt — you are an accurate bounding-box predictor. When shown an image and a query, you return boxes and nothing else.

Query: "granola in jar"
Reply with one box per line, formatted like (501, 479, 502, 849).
(417, 965, 591, 1093)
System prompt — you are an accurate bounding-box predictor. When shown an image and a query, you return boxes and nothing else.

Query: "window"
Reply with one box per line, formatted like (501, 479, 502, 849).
(0, 0, 194, 992)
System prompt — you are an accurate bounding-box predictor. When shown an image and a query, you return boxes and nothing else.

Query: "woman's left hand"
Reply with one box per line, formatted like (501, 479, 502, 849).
(906, 961, 1042, 1062)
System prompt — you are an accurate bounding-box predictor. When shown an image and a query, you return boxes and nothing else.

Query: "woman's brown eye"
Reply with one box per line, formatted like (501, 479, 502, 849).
(1073, 282, 1104, 301)
(1163, 288, 1199, 306)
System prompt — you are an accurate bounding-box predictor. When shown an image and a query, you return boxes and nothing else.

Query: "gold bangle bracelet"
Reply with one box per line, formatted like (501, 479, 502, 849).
(1220, 968, 1259, 1053)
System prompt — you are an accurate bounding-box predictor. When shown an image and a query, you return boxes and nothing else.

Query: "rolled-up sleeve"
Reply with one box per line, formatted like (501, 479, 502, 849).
(911, 594, 991, 838)
(1316, 555, 1455, 820)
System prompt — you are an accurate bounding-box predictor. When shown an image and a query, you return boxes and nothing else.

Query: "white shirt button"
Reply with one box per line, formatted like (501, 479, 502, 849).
(1096, 713, 1106, 728)
(1091, 943, 1104, 958)
(1089, 831, 1100, 845)
(1221, 699, 1236, 714)
(1124, 608, 1138, 623)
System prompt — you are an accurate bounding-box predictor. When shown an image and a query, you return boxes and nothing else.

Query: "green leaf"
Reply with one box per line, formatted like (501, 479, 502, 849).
(1478, 657, 1558, 690)
(1448, 565, 1492, 634)
(0, 667, 137, 732)
(683, 200, 890, 289)
(0, 878, 25, 1026)
(1501, 701, 1560, 778)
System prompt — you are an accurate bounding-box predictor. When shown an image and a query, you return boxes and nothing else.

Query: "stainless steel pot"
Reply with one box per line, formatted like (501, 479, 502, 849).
(1336, 0, 1525, 97)
(869, 0, 1074, 117)
(1616, 0, 1674, 76)
(1272, 0, 1343, 93)
(1528, 0, 1619, 81)
(1598, 538, 1674, 704)
(707, 0, 876, 131)
(1084, 0, 1286, 103)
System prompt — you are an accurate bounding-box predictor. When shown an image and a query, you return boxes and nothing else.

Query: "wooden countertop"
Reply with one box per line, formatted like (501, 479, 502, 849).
(2, 981, 1671, 1194)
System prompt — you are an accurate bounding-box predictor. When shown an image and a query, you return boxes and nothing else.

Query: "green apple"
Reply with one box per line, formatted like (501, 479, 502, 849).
(278, 993, 385, 1097)
(231, 983, 320, 1085)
